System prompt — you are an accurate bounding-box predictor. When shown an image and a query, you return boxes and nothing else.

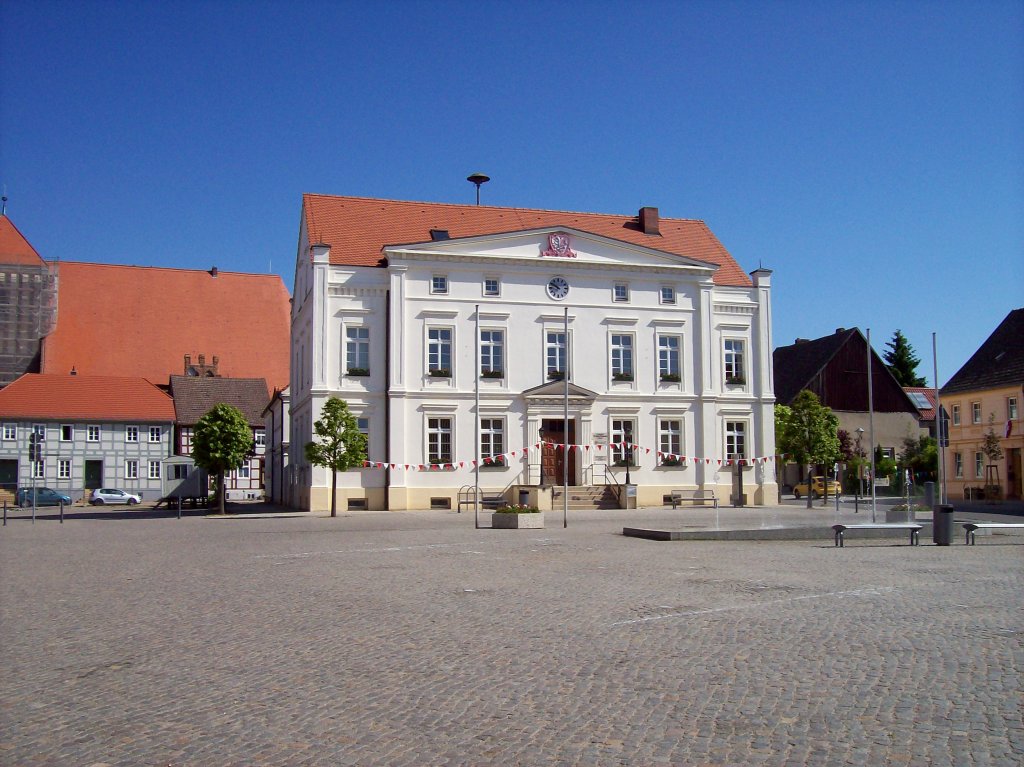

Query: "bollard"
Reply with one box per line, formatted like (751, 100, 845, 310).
(924, 481, 935, 510)
(59, 499, 64, 524)
(933, 503, 954, 546)
(3, 499, 6, 526)
(178, 497, 182, 520)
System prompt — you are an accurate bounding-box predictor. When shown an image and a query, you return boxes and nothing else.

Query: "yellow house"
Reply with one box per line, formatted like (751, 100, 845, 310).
(940, 308, 1023, 502)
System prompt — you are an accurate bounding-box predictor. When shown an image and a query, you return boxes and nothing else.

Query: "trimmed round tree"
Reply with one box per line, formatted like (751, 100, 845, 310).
(305, 397, 367, 517)
(191, 403, 253, 515)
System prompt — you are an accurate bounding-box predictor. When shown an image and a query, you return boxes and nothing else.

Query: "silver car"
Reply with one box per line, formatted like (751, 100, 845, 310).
(90, 488, 142, 506)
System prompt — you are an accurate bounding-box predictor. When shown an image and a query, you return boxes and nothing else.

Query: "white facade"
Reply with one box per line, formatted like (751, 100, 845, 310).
(290, 222, 776, 511)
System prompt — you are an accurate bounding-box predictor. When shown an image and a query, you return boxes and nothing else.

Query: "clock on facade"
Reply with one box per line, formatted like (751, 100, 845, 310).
(546, 276, 569, 300)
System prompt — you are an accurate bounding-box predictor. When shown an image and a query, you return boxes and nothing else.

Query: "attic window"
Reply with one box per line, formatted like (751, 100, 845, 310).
(430, 229, 450, 241)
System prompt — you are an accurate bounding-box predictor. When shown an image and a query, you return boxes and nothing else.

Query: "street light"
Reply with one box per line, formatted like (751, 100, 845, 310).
(855, 427, 865, 513)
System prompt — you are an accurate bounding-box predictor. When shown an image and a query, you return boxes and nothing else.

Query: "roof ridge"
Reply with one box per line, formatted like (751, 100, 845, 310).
(58, 261, 284, 279)
(303, 193, 708, 224)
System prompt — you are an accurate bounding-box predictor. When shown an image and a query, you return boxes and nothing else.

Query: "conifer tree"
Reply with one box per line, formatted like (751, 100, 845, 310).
(883, 330, 927, 386)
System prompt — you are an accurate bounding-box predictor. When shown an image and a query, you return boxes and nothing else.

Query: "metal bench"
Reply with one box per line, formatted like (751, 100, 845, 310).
(669, 489, 718, 509)
(962, 522, 1024, 545)
(832, 523, 922, 547)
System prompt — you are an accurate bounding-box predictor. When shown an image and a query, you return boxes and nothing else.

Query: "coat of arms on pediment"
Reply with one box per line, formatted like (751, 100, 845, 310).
(541, 232, 577, 258)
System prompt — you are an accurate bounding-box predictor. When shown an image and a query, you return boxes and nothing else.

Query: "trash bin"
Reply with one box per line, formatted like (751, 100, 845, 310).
(518, 489, 529, 507)
(933, 503, 954, 546)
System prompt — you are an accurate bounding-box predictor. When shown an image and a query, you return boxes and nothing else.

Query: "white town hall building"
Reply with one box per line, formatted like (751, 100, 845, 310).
(288, 194, 776, 511)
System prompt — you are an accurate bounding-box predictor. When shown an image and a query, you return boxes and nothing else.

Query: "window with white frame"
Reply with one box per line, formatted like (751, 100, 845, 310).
(148, 460, 161, 480)
(33, 424, 45, 440)
(3, 423, 16, 440)
(658, 335, 681, 381)
(1009, 397, 1018, 420)
(951, 404, 961, 426)
(427, 417, 453, 464)
(32, 460, 45, 479)
(658, 419, 682, 464)
(61, 424, 73, 441)
(725, 421, 747, 459)
(724, 340, 746, 384)
(546, 331, 567, 378)
(346, 327, 370, 374)
(238, 463, 251, 479)
(149, 426, 162, 443)
(483, 278, 500, 297)
(611, 419, 636, 465)
(428, 328, 452, 375)
(255, 429, 266, 447)
(611, 334, 634, 380)
(480, 330, 504, 377)
(125, 426, 139, 443)
(125, 460, 139, 480)
(971, 402, 982, 424)
(954, 452, 963, 478)
(480, 418, 505, 465)
(613, 283, 629, 303)
(431, 275, 448, 295)
(58, 459, 71, 479)
(87, 425, 100, 442)
(974, 451, 984, 479)
(660, 285, 676, 304)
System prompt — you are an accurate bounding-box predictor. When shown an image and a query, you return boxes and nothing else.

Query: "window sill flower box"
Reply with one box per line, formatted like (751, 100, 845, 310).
(612, 372, 634, 382)
(346, 368, 370, 377)
(659, 458, 683, 467)
(429, 369, 452, 378)
(660, 373, 681, 383)
(613, 459, 638, 468)
(725, 376, 746, 386)
(547, 370, 566, 381)
(480, 369, 504, 379)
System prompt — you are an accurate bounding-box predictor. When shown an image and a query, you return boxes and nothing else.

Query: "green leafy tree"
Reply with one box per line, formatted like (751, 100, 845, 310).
(899, 435, 938, 482)
(775, 390, 841, 508)
(874, 445, 898, 486)
(305, 397, 367, 517)
(981, 414, 1004, 494)
(192, 403, 254, 515)
(883, 330, 926, 386)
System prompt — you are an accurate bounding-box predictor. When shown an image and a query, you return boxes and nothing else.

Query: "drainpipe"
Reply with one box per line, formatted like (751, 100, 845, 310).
(384, 289, 391, 511)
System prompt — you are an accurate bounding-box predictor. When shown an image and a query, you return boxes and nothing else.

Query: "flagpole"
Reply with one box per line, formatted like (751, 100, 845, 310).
(867, 328, 877, 523)
(933, 332, 945, 505)
(475, 304, 481, 529)
(563, 306, 569, 529)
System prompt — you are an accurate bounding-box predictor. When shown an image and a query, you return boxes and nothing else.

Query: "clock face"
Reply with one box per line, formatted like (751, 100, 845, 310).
(546, 276, 569, 300)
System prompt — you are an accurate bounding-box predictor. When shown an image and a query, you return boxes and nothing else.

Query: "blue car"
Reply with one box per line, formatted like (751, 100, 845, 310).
(16, 487, 73, 507)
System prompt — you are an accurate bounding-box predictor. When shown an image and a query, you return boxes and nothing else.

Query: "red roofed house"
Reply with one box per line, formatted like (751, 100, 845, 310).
(0, 373, 176, 503)
(40, 262, 290, 391)
(0, 215, 58, 388)
(290, 194, 777, 511)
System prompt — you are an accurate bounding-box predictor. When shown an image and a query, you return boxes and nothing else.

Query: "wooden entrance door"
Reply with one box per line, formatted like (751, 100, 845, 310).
(541, 419, 576, 486)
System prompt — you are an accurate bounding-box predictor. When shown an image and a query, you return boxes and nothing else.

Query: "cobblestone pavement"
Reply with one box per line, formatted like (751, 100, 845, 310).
(1, 507, 1021, 766)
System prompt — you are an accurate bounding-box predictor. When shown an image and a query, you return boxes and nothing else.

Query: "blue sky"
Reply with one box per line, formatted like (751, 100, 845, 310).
(2, 0, 1021, 385)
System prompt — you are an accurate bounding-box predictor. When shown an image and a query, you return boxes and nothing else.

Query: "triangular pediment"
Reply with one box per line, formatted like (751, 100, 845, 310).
(383, 227, 718, 274)
(522, 380, 598, 400)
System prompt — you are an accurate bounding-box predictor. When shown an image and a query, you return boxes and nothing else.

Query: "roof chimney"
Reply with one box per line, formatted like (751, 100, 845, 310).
(639, 206, 660, 235)
(70, 366, 77, 376)
(836, 327, 846, 334)
(209, 266, 218, 277)
(795, 338, 810, 345)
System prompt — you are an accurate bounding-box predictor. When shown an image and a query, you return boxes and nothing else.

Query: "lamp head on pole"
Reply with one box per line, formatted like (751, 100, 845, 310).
(467, 172, 490, 205)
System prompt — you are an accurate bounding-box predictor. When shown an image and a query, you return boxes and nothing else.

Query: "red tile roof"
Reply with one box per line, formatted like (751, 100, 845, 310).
(0, 216, 46, 266)
(41, 263, 290, 389)
(0, 374, 175, 421)
(303, 194, 752, 287)
(903, 386, 938, 420)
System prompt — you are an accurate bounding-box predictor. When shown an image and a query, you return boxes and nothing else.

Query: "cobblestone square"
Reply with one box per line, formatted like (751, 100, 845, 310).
(1, 507, 1021, 766)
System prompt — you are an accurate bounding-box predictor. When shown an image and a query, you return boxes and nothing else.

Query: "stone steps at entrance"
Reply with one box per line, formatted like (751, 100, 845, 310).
(552, 485, 619, 510)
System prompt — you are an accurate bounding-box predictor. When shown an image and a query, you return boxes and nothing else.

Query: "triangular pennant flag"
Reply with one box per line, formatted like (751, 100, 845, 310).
(645, 447, 651, 455)
(390, 464, 396, 470)
(585, 444, 591, 452)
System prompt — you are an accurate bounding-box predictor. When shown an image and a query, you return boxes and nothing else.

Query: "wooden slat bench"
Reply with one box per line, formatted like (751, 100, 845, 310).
(832, 523, 922, 547)
(962, 522, 1024, 545)
(669, 490, 718, 509)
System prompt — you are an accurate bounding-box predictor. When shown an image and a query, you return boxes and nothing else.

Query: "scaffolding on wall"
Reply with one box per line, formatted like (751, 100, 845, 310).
(0, 260, 58, 388)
